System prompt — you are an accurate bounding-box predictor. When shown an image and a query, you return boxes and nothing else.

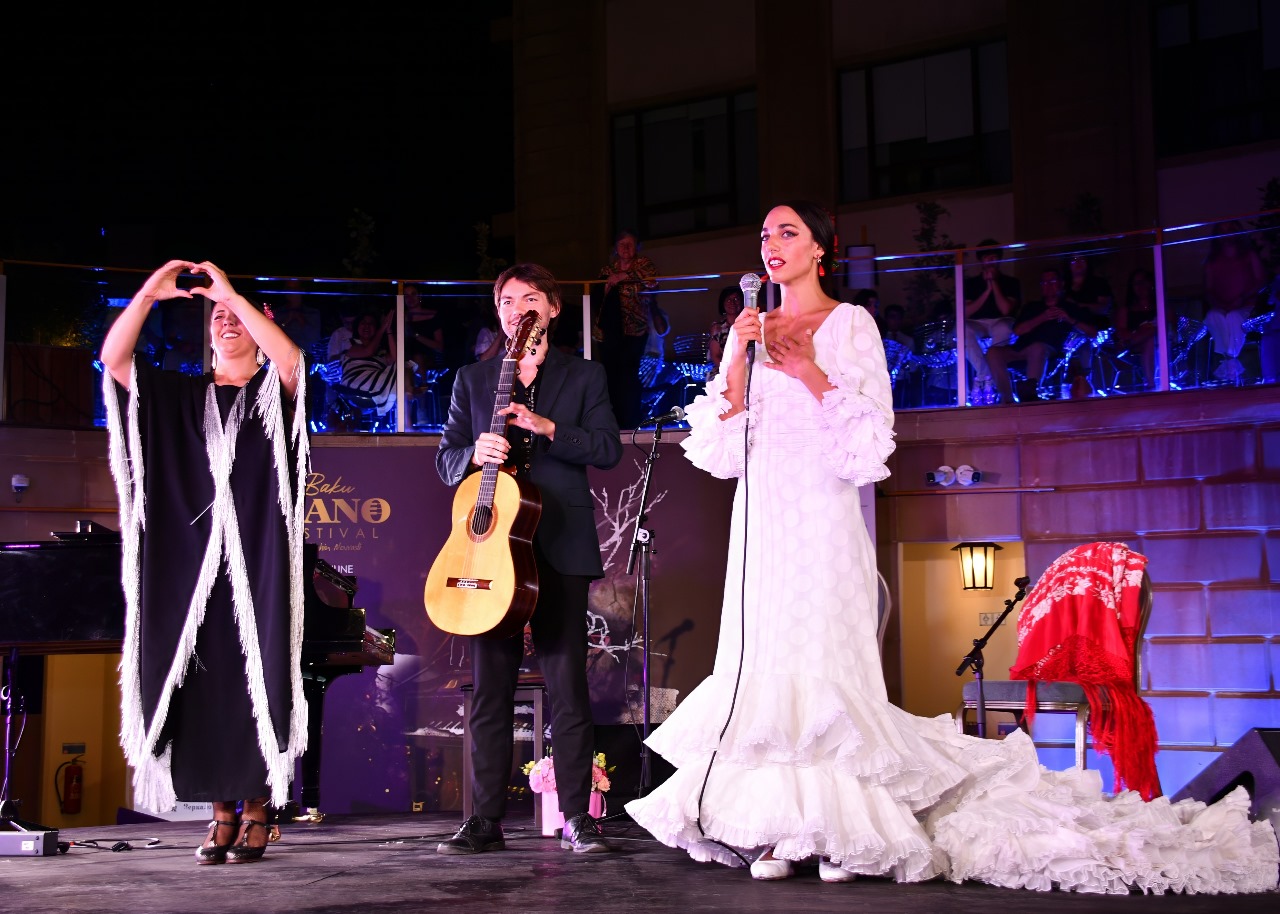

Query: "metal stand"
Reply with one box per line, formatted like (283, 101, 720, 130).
(954, 576, 1031, 738)
(625, 422, 671, 797)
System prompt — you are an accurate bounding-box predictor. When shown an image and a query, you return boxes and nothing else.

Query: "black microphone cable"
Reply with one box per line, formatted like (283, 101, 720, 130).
(693, 316, 757, 869)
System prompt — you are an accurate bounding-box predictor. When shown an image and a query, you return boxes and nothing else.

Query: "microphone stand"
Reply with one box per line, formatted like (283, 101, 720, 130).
(625, 421, 668, 798)
(954, 576, 1031, 738)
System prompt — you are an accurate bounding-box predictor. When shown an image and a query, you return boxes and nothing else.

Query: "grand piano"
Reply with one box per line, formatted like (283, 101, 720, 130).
(0, 532, 394, 820)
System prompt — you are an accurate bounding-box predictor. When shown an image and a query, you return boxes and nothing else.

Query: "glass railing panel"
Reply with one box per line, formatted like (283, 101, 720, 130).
(1158, 218, 1277, 389)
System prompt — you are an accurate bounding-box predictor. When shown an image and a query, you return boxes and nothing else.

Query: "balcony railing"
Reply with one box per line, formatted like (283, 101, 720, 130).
(2, 210, 1277, 434)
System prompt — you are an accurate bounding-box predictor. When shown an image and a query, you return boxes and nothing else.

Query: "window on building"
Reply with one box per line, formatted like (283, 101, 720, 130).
(611, 90, 758, 239)
(1153, 0, 1280, 157)
(838, 40, 1010, 202)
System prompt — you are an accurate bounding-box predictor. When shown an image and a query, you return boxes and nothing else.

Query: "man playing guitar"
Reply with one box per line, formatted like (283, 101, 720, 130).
(434, 263, 623, 855)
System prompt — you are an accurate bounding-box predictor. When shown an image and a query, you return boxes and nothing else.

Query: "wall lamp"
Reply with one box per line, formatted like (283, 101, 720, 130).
(953, 541, 1002, 590)
(12, 474, 30, 503)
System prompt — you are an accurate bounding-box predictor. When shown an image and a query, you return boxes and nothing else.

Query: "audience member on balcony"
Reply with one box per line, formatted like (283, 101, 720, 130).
(1113, 268, 1159, 388)
(708, 284, 744, 377)
(962, 240, 1021, 403)
(882, 303, 914, 348)
(468, 304, 506, 363)
(987, 267, 1098, 404)
(853, 288, 884, 334)
(1061, 253, 1113, 380)
(100, 260, 308, 866)
(1203, 221, 1267, 382)
(326, 307, 357, 361)
(595, 230, 659, 427)
(645, 292, 671, 361)
(1062, 253, 1113, 322)
(404, 282, 447, 371)
(340, 309, 398, 417)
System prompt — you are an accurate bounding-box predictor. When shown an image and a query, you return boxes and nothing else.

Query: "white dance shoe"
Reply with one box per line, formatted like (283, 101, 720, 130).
(749, 855, 794, 880)
(818, 858, 857, 883)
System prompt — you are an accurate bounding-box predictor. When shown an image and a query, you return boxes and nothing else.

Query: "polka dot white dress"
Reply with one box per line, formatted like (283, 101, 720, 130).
(624, 303, 1278, 894)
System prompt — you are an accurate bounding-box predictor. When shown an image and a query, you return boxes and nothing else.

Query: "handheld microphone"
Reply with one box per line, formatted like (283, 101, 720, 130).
(739, 273, 762, 360)
(648, 405, 686, 427)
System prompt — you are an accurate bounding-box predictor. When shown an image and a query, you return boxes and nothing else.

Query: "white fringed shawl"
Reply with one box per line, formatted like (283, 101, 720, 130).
(104, 356, 310, 810)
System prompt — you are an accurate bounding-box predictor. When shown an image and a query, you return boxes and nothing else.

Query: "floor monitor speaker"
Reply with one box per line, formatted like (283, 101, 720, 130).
(1170, 728, 1280, 817)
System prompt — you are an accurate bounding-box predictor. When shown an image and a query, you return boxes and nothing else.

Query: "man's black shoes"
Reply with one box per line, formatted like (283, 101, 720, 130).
(437, 815, 505, 855)
(561, 813, 613, 854)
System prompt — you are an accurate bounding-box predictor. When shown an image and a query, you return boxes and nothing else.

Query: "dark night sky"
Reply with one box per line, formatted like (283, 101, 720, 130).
(0, 8, 514, 280)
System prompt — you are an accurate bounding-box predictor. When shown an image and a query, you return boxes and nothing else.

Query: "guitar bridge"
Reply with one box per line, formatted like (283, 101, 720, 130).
(446, 577, 493, 591)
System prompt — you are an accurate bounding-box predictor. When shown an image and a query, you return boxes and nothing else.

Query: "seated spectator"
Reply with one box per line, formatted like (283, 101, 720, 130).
(404, 283, 446, 371)
(340, 310, 398, 418)
(1112, 269, 1159, 388)
(963, 240, 1021, 402)
(1203, 221, 1266, 381)
(987, 268, 1098, 404)
(470, 306, 506, 362)
(882, 303, 914, 348)
(327, 308, 357, 362)
(708, 284, 744, 375)
(1063, 253, 1114, 321)
(1062, 253, 1113, 379)
(853, 288, 884, 334)
(645, 293, 671, 361)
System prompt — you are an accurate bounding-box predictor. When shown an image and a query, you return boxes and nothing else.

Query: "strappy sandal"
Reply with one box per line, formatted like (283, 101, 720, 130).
(195, 819, 239, 865)
(225, 818, 270, 864)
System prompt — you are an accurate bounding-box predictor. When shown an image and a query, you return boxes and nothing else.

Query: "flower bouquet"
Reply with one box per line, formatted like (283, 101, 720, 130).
(523, 752, 612, 836)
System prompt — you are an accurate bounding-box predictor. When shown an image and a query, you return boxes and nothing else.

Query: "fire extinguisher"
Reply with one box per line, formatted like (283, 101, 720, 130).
(55, 756, 84, 815)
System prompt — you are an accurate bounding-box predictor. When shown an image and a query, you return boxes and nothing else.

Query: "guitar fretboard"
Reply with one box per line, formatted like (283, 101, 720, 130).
(476, 347, 520, 513)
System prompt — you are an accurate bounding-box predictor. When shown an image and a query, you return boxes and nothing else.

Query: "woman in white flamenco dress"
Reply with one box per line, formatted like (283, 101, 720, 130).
(624, 202, 1278, 894)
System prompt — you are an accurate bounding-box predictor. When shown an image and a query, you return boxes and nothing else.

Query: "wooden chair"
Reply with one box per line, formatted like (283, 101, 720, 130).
(954, 569, 1152, 771)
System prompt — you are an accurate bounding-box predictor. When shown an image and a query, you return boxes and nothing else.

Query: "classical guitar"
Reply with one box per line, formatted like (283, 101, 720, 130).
(424, 312, 543, 637)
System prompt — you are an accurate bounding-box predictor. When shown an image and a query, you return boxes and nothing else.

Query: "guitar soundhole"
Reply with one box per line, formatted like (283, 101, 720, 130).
(470, 505, 494, 539)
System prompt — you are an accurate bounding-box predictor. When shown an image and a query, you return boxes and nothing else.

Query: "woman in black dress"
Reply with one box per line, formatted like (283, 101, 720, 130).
(101, 260, 310, 865)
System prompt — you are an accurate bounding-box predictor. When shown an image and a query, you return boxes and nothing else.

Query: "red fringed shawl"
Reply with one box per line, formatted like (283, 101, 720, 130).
(1010, 541, 1161, 800)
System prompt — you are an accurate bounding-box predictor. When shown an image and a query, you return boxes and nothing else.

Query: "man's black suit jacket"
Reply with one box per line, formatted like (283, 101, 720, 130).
(436, 344, 623, 579)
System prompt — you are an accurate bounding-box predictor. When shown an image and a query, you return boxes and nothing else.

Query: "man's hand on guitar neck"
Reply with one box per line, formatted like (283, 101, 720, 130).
(472, 432, 511, 468)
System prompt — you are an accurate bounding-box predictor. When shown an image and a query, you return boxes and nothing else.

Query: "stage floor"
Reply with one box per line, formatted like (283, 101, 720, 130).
(2, 812, 1276, 913)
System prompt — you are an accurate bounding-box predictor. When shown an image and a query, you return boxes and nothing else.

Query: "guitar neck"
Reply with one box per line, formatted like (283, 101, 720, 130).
(476, 355, 519, 508)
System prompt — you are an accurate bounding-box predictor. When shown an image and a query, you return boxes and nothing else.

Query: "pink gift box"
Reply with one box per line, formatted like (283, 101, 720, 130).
(540, 790, 606, 837)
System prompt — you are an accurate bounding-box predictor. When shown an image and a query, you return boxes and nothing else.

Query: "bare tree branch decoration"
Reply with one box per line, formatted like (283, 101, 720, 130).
(593, 458, 668, 573)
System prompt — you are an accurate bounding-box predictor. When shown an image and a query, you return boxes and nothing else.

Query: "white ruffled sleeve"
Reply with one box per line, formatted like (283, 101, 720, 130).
(679, 327, 749, 479)
(817, 304, 896, 485)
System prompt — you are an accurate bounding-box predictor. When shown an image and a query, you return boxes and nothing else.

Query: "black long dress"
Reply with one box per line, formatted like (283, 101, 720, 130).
(105, 358, 310, 810)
